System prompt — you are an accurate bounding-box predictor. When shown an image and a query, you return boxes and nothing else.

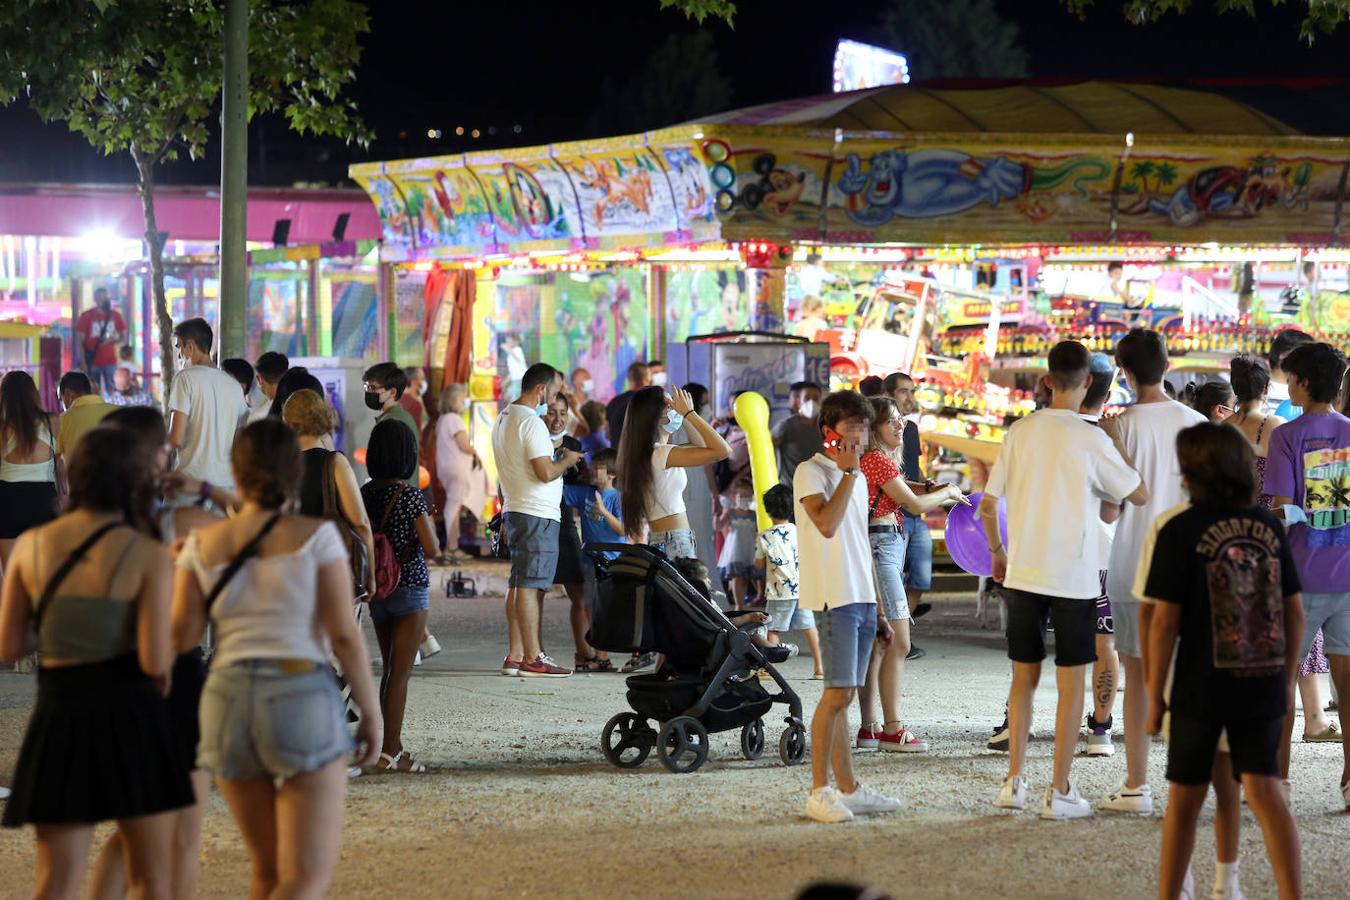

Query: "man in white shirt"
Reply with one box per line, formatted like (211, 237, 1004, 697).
(983, 340, 1148, 820)
(794, 390, 901, 824)
(1102, 328, 1207, 816)
(493, 362, 583, 678)
(168, 318, 248, 494)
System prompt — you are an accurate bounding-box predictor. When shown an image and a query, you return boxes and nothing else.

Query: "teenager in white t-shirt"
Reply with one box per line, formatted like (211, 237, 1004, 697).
(793, 391, 901, 824)
(168, 318, 248, 493)
(1102, 328, 1207, 815)
(492, 365, 583, 678)
(983, 341, 1147, 820)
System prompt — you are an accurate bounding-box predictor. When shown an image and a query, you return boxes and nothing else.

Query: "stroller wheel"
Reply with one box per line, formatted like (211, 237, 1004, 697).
(657, 716, 710, 774)
(740, 718, 765, 761)
(601, 713, 655, 769)
(779, 722, 807, 766)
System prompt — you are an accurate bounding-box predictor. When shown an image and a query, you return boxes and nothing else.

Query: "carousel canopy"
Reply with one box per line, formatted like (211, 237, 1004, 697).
(350, 80, 1348, 262)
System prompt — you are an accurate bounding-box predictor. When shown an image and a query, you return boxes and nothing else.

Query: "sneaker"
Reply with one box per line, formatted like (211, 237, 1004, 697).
(1101, 783, 1153, 814)
(856, 725, 880, 750)
(995, 774, 1027, 810)
(1085, 715, 1114, 757)
(877, 727, 928, 753)
(912, 602, 932, 619)
(420, 634, 442, 658)
(519, 654, 571, 678)
(805, 786, 855, 823)
(620, 652, 656, 674)
(346, 766, 363, 780)
(0, 785, 10, 801)
(413, 651, 422, 667)
(782, 642, 800, 659)
(500, 657, 522, 677)
(1041, 783, 1093, 820)
(841, 782, 902, 815)
(906, 644, 927, 661)
(988, 721, 1011, 752)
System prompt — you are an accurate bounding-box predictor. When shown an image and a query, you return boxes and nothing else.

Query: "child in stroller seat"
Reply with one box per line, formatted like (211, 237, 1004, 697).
(670, 558, 794, 669)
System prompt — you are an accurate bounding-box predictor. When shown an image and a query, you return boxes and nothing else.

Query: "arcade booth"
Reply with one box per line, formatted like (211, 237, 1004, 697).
(350, 79, 1350, 511)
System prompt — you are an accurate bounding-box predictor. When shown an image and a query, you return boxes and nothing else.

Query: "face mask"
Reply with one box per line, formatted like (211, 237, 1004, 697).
(534, 402, 549, 417)
(550, 430, 566, 446)
(581, 379, 595, 395)
(799, 399, 817, 419)
(651, 372, 668, 387)
(661, 408, 684, 435)
(699, 404, 712, 420)
(364, 391, 383, 411)
(736, 497, 755, 511)
(418, 382, 428, 397)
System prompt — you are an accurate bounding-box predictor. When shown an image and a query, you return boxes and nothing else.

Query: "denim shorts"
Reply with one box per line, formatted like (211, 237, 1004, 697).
(1299, 592, 1350, 658)
(902, 513, 932, 591)
(650, 528, 697, 560)
(198, 662, 353, 780)
(765, 598, 816, 632)
(820, 603, 877, 689)
(506, 512, 560, 590)
(369, 583, 430, 627)
(870, 528, 910, 621)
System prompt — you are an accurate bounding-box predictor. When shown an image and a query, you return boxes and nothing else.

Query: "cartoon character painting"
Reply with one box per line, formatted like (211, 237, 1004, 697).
(836, 149, 1110, 226)
(662, 147, 714, 223)
(735, 153, 809, 217)
(1127, 156, 1315, 227)
(503, 162, 569, 240)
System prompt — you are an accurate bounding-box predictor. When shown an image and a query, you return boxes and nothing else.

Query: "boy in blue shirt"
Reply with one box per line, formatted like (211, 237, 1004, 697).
(565, 448, 625, 672)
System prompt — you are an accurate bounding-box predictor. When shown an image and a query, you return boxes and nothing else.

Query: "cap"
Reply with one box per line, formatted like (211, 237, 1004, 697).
(1089, 353, 1114, 374)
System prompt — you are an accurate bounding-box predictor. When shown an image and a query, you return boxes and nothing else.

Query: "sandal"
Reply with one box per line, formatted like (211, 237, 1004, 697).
(378, 750, 428, 774)
(574, 654, 598, 672)
(592, 656, 617, 673)
(1304, 722, 1343, 743)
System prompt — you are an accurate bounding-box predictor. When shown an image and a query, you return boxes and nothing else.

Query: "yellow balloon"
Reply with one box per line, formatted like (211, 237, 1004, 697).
(733, 391, 779, 533)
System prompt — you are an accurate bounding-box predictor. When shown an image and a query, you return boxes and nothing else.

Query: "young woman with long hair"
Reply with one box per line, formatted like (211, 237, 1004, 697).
(855, 396, 965, 753)
(172, 420, 380, 897)
(615, 386, 730, 558)
(434, 383, 480, 564)
(0, 370, 60, 568)
(1, 426, 192, 898)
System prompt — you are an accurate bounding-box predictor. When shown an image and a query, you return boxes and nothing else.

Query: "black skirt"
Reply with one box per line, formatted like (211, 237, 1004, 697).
(167, 649, 207, 765)
(2, 655, 195, 828)
(0, 481, 58, 539)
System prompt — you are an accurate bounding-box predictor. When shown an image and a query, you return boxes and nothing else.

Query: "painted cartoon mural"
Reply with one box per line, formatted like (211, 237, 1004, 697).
(665, 269, 750, 344)
(1119, 153, 1321, 228)
(835, 150, 1110, 225)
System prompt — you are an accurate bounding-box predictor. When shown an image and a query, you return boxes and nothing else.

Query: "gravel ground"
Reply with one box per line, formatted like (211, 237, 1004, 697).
(1, 561, 1347, 899)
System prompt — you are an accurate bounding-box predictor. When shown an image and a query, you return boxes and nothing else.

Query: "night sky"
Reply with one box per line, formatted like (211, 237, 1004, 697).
(3, 0, 1350, 187)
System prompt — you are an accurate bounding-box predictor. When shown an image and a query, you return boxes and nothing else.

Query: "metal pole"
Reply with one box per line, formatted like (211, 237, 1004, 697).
(219, 0, 248, 359)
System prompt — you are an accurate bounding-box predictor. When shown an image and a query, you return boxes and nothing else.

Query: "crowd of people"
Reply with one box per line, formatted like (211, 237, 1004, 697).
(1, 312, 1347, 899)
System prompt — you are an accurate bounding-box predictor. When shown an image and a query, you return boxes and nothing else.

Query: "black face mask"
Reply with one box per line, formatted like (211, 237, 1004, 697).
(364, 390, 384, 411)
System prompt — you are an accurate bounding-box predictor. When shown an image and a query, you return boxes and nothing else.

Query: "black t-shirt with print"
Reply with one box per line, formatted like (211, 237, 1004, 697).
(361, 480, 430, 588)
(1143, 503, 1301, 721)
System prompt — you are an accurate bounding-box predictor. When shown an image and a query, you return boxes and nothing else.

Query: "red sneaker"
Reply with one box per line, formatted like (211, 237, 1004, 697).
(856, 725, 880, 750)
(877, 727, 929, 753)
(519, 654, 572, 678)
(500, 657, 522, 677)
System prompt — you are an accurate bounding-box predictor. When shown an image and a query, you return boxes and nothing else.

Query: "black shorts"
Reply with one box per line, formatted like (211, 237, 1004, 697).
(1166, 714, 1284, 785)
(1005, 589, 1096, 668)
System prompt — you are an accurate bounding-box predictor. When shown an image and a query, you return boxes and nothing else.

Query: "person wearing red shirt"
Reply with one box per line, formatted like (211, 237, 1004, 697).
(75, 288, 127, 394)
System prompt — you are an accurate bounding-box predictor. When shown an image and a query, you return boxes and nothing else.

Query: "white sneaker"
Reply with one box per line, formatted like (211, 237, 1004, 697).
(420, 634, 442, 658)
(805, 786, 855, 823)
(1041, 783, 1093, 820)
(0, 785, 10, 801)
(1213, 877, 1245, 900)
(1182, 866, 1195, 900)
(1101, 783, 1153, 814)
(413, 651, 422, 667)
(995, 774, 1028, 810)
(840, 781, 902, 815)
(1085, 717, 1114, 757)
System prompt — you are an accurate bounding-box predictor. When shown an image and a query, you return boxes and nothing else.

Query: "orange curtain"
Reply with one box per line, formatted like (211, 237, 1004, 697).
(440, 269, 476, 388)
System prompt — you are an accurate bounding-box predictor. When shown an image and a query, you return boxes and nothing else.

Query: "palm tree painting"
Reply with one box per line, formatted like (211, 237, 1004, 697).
(1129, 160, 1157, 195)
(1155, 162, 1179, 193)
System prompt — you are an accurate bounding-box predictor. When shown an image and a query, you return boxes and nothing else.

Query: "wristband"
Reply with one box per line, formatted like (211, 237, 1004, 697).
(989, 545, 1004, 554)
(197, 480, 213, 507)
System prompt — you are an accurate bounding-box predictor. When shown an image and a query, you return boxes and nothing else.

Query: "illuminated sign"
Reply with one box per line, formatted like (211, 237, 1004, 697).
(832, 40, 910, 93)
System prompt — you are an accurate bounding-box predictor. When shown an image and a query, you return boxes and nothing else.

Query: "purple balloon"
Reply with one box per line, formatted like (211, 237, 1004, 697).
(943, 491, 1008, 577)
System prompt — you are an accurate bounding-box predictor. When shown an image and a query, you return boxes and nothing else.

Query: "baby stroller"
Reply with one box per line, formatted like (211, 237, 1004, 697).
(586, 544, 806, 774)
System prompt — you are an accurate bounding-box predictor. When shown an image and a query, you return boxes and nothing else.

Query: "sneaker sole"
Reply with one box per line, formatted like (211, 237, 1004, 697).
(1085, 746, 1115, 757)
(499, 669, 521, 676)
(856, 742, 880, 750)
(1041, 808, 1093, 821)
(519, 670, 572, 678)
(995, 798, 1025, 810)
(1101, 802, 1152, 814)
(879, 744, 928, 753)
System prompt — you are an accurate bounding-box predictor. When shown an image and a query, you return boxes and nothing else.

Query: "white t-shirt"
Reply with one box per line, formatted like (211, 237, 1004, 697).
(986, 409, 1141, 599)
(1105, 400, 1208, 605)
(1080, 412, 1117, 569)
(170, 364, 248, 490)
(792, 453, 876, 612)
(491, 404, 561, 522)
(647, 443, 688, 520)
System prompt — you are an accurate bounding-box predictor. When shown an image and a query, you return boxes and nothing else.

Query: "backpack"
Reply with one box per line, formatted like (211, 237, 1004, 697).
(371, 484, 409, 602)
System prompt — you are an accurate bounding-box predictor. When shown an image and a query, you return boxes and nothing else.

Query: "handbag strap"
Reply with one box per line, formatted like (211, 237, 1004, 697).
(205, 513, 284, 613)
(34, 521, 124, 628)
(377, 483, 408, 533)
(321, 451, 357, 531)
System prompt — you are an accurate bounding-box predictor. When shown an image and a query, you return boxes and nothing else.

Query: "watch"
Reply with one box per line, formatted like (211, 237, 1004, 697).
(841, 467, 859, 477)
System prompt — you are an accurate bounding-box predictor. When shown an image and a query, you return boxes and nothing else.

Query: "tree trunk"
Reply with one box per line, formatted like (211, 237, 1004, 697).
(132, 145, 175, 407)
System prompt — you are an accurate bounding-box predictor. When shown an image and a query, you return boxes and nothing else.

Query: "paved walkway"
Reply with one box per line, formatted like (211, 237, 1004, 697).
(1, 565, 1346, 898)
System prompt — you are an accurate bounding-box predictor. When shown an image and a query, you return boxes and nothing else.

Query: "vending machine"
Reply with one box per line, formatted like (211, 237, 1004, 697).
(288, 356, 378, 478)
(666, 332, 831, 426)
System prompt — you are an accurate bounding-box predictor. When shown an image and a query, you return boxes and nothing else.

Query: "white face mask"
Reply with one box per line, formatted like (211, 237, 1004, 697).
(580, 378, 595, 395)
(799, 399, 817, 419)
(651, 372, 668, 387)
(418, 382, 428, 397)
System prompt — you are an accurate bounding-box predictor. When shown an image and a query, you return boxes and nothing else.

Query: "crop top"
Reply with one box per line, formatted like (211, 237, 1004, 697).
(178, 520, 348, 669)
(860, 450, 904, 520)
(1, 422, 57, 483)
(33, 528, 140, 662)
(646, 443, 688, 521)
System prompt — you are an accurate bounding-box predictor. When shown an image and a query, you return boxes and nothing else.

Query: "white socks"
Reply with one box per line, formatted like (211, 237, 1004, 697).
(1213, 860, 1241, 900)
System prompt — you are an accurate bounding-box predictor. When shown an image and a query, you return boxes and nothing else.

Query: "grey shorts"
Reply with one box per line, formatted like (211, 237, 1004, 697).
(506, 512, 560, 590)
(1112, 597, 1142, 658)
(1299, 592, 1350, 659)
(765, 598, 816, 632)
(198, 662, 353, 780)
